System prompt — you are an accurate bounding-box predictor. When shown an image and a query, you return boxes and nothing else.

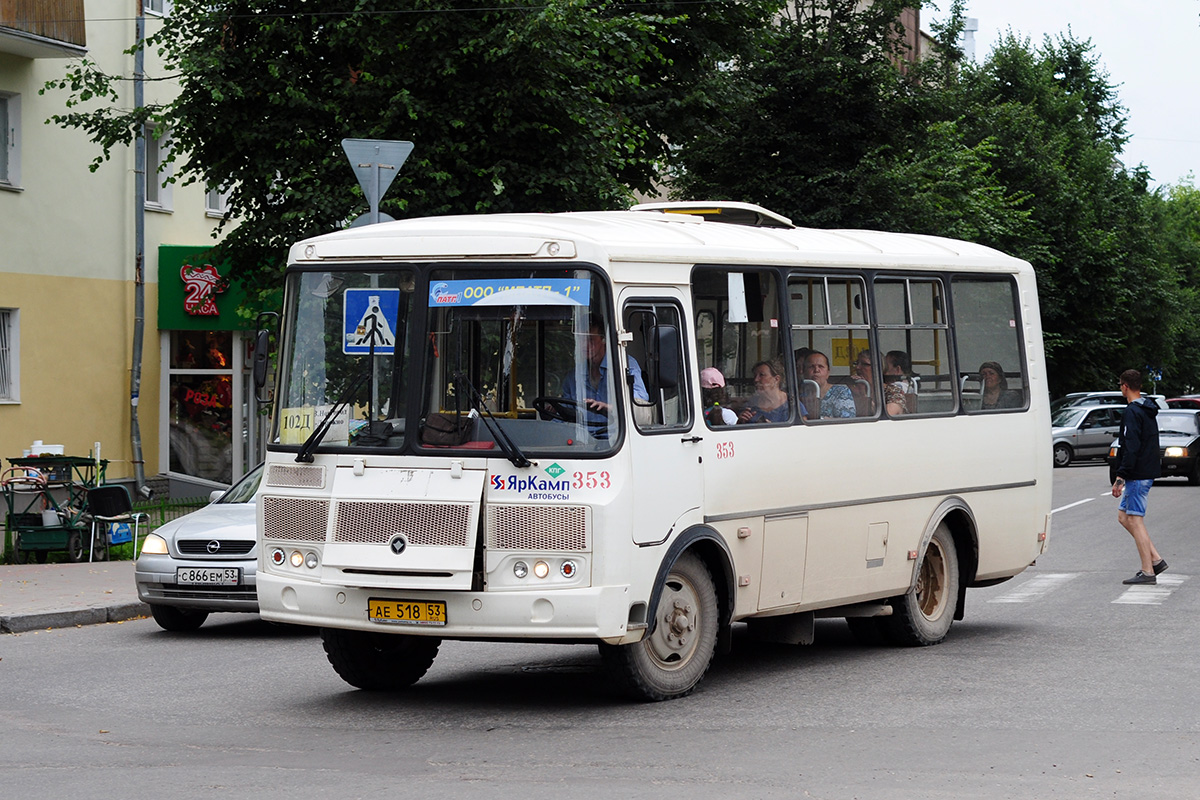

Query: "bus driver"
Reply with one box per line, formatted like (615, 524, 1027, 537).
(562, 317, 649, 427)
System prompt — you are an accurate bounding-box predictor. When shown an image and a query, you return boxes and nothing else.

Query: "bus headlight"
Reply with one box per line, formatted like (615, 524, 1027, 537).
(289, 550, 304, 568)
(1165, 446, 1187, 458)
(560, 560, 577, 579)
(305, 552, 319, 569)
(533, 560, 550, 579)
(513, 561, 529, 579)
(270, 548, 285, 566)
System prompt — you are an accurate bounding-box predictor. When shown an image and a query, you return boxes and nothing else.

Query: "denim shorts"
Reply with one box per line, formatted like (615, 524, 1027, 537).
(1119, 478, 1153, 516)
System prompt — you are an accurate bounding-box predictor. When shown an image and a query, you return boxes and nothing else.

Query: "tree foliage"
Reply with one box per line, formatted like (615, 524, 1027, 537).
(674, 0, 1200, 397)
(44, 0, 780, 294)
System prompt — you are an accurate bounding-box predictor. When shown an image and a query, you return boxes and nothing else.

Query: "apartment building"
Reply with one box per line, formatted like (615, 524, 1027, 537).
(1, 1, 263, 512)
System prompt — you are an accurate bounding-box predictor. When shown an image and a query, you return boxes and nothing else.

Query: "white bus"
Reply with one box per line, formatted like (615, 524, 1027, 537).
(254, 202, 1052, 700)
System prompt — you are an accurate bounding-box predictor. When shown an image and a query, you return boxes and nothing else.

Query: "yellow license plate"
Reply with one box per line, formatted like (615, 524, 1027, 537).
(367, 598, 447, 627)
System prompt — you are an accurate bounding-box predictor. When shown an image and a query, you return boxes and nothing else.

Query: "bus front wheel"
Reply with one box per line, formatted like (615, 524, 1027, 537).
(321, 628, 441, 691)
(600, 552, 718, 701)
(885, 523, 959, 647)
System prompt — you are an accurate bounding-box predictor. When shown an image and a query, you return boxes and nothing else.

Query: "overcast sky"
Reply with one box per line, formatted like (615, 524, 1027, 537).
(928, 0, 1200, 188)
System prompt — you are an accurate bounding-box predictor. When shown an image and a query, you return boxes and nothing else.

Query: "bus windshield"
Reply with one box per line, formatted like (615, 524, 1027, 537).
(272, 265, 621, 456)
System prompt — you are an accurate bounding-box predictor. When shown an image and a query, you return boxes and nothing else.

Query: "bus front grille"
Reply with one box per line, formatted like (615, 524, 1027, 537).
(262, 496, 330, 541)
(333, 501, 472, 548)
(487, 504, 590, 551)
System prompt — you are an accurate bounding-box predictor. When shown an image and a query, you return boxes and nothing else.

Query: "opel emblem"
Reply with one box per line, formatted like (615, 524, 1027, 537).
(389, 535, 408, 555)
(206, 540, 221, 554)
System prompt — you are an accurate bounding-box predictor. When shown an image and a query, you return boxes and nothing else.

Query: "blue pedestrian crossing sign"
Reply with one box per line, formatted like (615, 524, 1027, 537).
(343, 288, 400, 355)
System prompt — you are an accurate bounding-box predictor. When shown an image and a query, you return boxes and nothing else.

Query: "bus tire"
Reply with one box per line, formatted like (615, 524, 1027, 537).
(600, 552, 718, 701)
(321, 628, 440, 691)
(884, 523, 959, 647)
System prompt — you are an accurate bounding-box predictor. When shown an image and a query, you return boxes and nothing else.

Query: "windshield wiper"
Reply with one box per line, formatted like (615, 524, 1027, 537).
(295, 367, 372, 463)
(452, 372, 531, 468)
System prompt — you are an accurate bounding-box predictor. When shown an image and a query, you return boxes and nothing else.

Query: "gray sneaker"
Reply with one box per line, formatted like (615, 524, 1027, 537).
(1153, 559, 1169, 575)
(1123, 571, 1157, 585)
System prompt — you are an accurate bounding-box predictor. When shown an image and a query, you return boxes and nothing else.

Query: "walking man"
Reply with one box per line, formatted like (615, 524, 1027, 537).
(1112, 369, 1167, 584)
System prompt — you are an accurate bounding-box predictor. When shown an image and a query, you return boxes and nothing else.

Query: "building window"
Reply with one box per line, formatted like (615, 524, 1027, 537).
(0, 308, 18, 402)
(205, 188, 230, 218)
(0, 92, 20, 188)
(145, 0, 171, 17)
(144, 126, 172, 211)
(169, 331, 233, 483)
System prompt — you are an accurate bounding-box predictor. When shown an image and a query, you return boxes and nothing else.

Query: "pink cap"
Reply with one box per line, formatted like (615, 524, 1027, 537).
(700, 367, 725, 388)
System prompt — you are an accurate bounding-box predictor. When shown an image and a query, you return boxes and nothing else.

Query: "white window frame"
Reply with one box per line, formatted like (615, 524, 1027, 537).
(0, 308, 19, 403)
(145, 0, 171, 17)
(205, 187, 231, 218)
(144, 126, 173, 211)
(0, 92, 21, 190)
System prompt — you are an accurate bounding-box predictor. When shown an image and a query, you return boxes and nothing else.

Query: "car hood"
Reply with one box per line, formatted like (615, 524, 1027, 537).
(154, 502, 257, 544)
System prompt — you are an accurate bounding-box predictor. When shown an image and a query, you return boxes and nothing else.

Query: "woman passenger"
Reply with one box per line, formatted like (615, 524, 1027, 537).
(737, 359, 791, 424)
(803, 351, 855, 419)
(979, 361, 1022, 409)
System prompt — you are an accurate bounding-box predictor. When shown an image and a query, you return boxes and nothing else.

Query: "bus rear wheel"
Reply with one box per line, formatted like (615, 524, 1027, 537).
(600, 552, 718, 701)
(884, 523, 959, 647)
(321, 628, 441, 691)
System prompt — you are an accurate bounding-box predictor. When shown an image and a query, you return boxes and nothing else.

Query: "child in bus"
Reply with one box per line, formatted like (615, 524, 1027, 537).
(700, 368, 738, 426)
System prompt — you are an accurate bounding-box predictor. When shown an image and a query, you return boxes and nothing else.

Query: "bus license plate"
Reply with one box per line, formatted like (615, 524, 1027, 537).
(367, 598, 447, 627)
(176, 567, 241, 586)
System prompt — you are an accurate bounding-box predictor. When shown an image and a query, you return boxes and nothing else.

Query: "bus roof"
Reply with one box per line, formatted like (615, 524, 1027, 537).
(288, 208, 1030, 274)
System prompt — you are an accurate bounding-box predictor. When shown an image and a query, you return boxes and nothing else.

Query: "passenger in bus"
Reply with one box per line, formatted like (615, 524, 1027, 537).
(803, 351, 856, 419)
(884, 350, 918, 412)
(979, 361, 1022, 409)
(737, 359, 791, 424)
(561, 318, 649, 424)
(700, 368, 738, 426)
(851, 349, 904, 416)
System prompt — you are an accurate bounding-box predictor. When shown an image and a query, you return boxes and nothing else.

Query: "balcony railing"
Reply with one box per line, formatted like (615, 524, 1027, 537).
(0, 0, 87, 58)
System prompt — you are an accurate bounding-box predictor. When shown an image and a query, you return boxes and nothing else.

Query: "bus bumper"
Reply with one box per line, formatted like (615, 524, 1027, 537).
(257, 573, 637, 643)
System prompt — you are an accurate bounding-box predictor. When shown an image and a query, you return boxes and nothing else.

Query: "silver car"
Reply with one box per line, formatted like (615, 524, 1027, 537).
(1051, 406, 1122, 467)
(134, 463, 262, 631)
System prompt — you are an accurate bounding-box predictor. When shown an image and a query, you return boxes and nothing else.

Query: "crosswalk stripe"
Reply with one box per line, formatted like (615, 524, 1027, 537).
(1112, 574, 1189, 605)
(988, 572, 1078, 603)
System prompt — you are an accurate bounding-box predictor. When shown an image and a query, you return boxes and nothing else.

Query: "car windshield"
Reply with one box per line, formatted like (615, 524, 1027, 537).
(1051, 408, 1087, 427)
(1156, 413, 1200, 437)
(218, 463, 263, 504)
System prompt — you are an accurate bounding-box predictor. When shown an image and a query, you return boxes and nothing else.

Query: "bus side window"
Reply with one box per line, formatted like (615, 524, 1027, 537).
(789, 274, 870, 421)
(951, 277, 1028, 413)
(625, 302, 690, 431)
(875, 277, 954, 415)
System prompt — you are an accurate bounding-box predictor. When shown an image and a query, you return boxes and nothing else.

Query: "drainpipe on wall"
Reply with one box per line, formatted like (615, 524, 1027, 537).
(129, 1, 149, 498)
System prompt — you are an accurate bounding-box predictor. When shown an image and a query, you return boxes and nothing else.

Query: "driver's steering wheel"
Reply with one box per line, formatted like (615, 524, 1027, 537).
(533, 396, 584, 423)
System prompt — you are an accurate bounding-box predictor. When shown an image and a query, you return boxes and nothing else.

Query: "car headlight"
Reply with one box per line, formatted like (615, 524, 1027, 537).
(140, 533, 168, 555)
(1165, 446, 1188, 458)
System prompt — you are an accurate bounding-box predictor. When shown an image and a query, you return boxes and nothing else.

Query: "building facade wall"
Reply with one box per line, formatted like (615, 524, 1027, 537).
(1, 2, 224, 486)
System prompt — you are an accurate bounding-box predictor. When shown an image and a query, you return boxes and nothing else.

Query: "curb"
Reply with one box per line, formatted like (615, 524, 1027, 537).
(0, 601, 150, 634)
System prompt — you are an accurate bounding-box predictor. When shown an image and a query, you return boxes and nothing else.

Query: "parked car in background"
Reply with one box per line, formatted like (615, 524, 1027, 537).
(1050, 391, 1167, 414)
(134, 463, 262, 631)
(1166, 395, 1200, 410)
(1107, 409, 1200, 485)
(1052, 405, 1123, 467)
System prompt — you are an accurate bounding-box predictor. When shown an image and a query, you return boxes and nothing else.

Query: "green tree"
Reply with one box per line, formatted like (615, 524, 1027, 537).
(44, 0, 779, 293)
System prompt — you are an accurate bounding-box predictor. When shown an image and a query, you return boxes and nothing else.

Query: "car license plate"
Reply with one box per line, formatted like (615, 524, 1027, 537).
(176, 567, 241, 586)
(367, 598, 447, 627)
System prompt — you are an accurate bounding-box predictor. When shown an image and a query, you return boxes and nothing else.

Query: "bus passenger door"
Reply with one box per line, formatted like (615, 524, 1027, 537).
(621, 293, 704, 545)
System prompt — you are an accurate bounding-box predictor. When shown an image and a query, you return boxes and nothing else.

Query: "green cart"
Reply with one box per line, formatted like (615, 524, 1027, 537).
(2, 456, 109, 563)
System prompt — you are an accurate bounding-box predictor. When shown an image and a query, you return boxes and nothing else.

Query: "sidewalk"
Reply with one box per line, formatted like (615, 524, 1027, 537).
(0, 561, 149, 633)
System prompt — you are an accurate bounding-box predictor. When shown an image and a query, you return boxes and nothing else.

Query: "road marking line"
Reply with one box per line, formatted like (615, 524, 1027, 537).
(988, 572, 1078, 603)
(1052, 498, 1096, 514)
(1112, 574, 1190, 605)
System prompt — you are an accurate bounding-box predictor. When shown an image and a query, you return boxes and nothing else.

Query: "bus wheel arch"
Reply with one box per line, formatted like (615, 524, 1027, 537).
(886, 501, 974, 645)
(600, 528, 733, 701)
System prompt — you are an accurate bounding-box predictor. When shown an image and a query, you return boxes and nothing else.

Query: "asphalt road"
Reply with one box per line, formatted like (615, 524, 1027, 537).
(3, 461, 1198, 799)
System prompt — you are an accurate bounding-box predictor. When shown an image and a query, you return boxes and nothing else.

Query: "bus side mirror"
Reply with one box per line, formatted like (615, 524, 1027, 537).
(252, 329, 271, 391)
(651, 324, 681, 390)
